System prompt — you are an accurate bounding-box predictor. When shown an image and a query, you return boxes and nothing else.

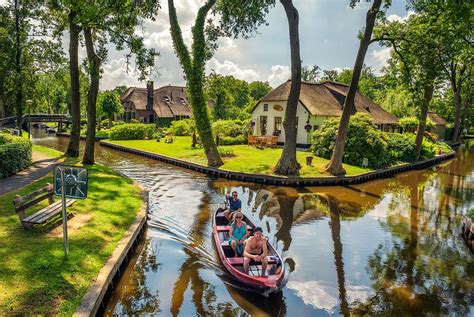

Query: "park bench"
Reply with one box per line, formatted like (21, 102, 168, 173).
(13, 183, 74, 229)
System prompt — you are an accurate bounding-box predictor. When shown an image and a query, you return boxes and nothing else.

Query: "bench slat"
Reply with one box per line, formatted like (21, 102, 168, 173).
(13, 184, 53, 206)
(24, 200, 74, 224)
(227, 257, 278, 266)
(23, 200, 62, 223)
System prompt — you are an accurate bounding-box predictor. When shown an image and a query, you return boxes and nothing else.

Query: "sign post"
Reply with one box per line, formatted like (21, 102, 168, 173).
(54, 165, 88, 258)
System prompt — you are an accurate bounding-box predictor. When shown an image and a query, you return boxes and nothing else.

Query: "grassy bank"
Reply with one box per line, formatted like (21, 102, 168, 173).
(0, 153, 142, 315)
(106, 136, 370, 177)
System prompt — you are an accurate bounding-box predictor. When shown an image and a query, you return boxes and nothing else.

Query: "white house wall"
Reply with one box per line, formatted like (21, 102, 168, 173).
(252, 101, 313, 145)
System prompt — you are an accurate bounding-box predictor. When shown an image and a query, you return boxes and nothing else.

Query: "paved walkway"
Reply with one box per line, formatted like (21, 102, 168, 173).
(0, 151, 60, 196)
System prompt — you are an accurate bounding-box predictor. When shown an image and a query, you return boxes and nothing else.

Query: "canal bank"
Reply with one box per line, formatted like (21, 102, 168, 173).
(100, 140, 456, 187)
(31, 131, 474, 316)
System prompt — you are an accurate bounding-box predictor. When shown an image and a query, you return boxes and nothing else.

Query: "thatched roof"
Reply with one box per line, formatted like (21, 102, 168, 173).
(427, 112, 446, 126)
(121, 85, 192, 118)
(258, 81, 399, 125)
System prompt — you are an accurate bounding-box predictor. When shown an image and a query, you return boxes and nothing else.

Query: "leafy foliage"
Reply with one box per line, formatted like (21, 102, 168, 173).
(213, 119, 249, 145)
(166, 119, 196, 136)
(312, 114, 390, 168)
(384, 133, 417, 162)
(0, 133, 32, 178)
(109, 123, 154, 140)
(97, 90, 123, 128)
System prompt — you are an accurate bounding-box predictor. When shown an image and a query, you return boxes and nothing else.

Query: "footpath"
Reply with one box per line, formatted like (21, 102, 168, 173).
(0, 151, 60, 196)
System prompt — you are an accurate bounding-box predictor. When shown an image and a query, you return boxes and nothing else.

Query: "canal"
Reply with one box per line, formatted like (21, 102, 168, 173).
(32, 131, 474, 316)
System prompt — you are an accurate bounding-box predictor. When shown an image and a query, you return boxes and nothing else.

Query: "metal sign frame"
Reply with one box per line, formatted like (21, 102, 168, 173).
(53, 165, 88, 257)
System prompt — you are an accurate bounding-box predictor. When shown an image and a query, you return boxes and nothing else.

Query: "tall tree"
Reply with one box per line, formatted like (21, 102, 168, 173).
(78, 1, 159, 164)
(273, 0, 302, 175)
(374, 7, 449, 160)
(326, 0, 384, 176)
(82, 27, 100, 164)
(66, 10, 81, 157)
(168, 0, 273, 166)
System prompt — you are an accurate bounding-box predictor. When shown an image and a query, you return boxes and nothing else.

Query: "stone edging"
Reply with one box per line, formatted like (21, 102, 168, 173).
(56, 132, 108, 141)
(99, 140, 456, 187)
(74, 187, 148, 317)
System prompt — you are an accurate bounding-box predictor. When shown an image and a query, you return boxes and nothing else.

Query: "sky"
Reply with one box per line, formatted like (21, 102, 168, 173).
(3, 0, 411, 90)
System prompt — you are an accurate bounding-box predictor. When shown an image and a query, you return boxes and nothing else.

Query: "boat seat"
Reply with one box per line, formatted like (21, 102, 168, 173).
(227, 257, 278, 266)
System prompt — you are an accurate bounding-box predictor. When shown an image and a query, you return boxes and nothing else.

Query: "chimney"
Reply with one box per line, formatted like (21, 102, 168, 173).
(146, 81, 154, 111)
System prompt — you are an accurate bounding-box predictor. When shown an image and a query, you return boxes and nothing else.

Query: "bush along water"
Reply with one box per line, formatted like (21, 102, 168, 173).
(311, 113, 453, 169)
(0, 133, 32, 178)
(109, 123, 155, 140)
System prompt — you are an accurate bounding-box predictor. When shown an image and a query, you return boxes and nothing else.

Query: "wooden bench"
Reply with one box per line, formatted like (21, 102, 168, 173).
(13, 183, 74, 229)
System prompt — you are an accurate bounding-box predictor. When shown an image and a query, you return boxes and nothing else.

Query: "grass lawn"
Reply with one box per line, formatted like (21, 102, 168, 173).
(0, 154, 142, 315)
(106, 136, 370, 177)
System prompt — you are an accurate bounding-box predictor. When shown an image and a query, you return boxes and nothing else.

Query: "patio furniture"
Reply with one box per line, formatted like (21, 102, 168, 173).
(248, 135, 257, 145)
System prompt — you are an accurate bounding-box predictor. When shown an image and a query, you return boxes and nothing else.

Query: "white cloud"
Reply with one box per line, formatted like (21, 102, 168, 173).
(267, 65, 291, 88)
(386, 11, 415, 23)
(372, 47, 392, 69)
(207, 59, 260, 82)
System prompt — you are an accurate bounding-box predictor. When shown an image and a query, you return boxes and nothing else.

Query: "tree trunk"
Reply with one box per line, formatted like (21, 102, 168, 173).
(414, 85, 434, 160)
(168, 0, 223, 167)
(461, 87, 471, 134)
(0, 80, 5, 119)
(325, 0, 382, 176)
(65, 11, 81, 158)
(452, 87, 462, 141)
(82, 28, 100, 165)
(273, 0, 302, 176)
(108, 113, 113, 129)
(14, 0, 23, 135)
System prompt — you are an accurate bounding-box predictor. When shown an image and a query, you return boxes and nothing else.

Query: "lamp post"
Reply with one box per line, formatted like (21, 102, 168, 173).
(25, 100, 33, 139)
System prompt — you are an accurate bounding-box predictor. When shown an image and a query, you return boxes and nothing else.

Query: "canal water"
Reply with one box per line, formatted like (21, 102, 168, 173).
(32, 131, 474, 316)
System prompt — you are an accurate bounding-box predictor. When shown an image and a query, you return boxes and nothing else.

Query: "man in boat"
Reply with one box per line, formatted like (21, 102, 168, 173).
(228, 212, 248, 256)
(243, 227, 269, 276)
(223, 191, 242, 221)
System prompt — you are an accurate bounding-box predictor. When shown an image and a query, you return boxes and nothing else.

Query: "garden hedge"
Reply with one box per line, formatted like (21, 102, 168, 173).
(109, 123, 155, 140)
(0, 133, 32, 179)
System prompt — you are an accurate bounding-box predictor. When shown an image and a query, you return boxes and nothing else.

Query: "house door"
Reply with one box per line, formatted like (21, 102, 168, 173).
(260, 116, 267, 135)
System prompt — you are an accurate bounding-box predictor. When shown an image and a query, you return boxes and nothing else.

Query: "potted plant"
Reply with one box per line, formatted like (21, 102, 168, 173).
(304, 122, 312, 132)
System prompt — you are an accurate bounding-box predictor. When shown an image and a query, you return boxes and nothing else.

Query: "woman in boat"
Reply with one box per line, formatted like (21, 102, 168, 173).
(228, 212, 248, 257)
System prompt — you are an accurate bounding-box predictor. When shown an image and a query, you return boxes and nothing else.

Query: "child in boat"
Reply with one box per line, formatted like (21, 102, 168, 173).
(223, 191, 242, 221)
(243, 227, 269, 276)
(228, 212, 248, 256)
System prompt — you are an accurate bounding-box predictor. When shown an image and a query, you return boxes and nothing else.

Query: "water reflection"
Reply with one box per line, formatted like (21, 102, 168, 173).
(31, 130, 474, 316)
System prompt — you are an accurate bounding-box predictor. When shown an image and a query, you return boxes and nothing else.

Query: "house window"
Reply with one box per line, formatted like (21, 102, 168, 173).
(274, 117, 282, 133)
(313, 125, 320, 131)
(139, 117, 145, 123)
(263, 104, 268, 111)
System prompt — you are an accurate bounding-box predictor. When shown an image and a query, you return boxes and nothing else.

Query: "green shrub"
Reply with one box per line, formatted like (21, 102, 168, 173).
(400, 116, 435, 133)
(219, 135, 247, 145)
(384, 133, 417, 162)
(212, 119, 249, 145)
(218, 147, 235, 157)
(109, 123, 154, 140)
(311, 113, 389, 168)
(0, 134, 32, 178)
(166, 119, 195, 136)
(469, 209, 474, 220)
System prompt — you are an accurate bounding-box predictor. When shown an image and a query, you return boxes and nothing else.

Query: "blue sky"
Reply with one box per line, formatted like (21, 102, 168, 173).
(101, 0, 410, 90)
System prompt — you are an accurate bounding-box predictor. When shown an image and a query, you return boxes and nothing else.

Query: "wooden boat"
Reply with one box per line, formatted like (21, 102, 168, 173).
(212, 208, 286, 293)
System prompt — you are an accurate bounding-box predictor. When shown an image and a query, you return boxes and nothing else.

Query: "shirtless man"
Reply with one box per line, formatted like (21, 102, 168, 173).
(243, 227, 268, 276)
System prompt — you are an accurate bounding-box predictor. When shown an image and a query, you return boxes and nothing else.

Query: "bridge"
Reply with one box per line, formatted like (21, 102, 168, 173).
(0, 114, 72, 130)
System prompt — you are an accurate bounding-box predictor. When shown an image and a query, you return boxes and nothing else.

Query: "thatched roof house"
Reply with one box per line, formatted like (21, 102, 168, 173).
(251, 80, 399, 146)
(427, 112, 447, 140)
(120, 82, 192, 123)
